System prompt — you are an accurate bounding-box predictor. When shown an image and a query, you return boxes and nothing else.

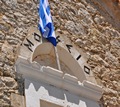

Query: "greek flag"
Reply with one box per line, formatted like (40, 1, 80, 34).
(38, 0, 57, 46)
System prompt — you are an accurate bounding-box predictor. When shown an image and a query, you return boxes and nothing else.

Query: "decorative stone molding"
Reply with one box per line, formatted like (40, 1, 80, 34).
(15, 56, 103, 102)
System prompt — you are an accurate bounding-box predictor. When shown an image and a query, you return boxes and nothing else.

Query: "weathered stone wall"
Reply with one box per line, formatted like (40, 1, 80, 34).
(86, 0, 120, 31)
(0, 0, 120, 107)
(0, 0, 38, 106)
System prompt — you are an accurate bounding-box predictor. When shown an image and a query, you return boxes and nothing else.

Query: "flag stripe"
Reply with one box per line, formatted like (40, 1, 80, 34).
(46, 6, 50, 15)
(38, 0, 56, 46)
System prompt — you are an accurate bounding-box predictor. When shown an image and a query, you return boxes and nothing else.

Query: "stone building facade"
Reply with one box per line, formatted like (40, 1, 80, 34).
(0, 0, 120, 107)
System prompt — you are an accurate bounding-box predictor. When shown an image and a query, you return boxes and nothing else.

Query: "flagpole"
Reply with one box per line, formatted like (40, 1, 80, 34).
(38, 0, 61, 70)
(54, 46, 61, 71)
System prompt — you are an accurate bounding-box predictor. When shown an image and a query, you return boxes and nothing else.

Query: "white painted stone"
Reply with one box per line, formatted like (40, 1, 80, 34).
(25, 78, 101, 107)
(15, 57, 102, 102)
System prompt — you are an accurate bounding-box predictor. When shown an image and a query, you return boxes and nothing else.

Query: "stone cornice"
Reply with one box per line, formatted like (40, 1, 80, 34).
(15, 56, 103, 101)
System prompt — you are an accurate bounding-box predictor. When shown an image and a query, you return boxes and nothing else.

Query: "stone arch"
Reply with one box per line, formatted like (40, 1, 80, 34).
(16, 27, 86, 82)
(31, 42, 86, 81)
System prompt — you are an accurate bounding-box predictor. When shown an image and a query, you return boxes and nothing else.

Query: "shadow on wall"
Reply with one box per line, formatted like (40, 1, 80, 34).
(25, 79, 100, 107)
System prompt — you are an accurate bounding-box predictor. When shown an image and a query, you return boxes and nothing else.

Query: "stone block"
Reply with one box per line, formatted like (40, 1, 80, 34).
(11, 93, 25, 107)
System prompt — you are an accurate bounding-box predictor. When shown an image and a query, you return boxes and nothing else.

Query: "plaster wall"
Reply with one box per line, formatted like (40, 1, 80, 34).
(25, 78, 100, 107)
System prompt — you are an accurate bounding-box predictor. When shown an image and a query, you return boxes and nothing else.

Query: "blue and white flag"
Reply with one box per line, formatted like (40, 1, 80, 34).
(38, 0, 57, 46)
